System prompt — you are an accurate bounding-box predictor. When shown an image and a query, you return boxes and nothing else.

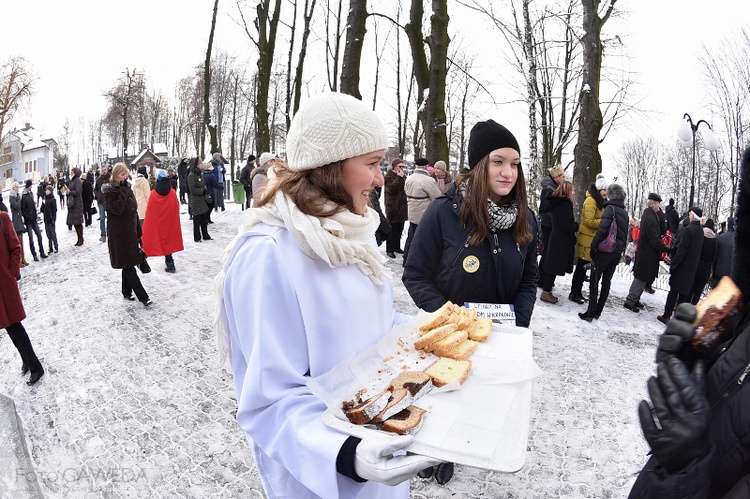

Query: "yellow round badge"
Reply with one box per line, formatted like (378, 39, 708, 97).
(462, 255, 480, 273)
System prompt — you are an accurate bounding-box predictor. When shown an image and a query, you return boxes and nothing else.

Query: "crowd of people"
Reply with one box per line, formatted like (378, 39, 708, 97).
(2, 89, 749, 497)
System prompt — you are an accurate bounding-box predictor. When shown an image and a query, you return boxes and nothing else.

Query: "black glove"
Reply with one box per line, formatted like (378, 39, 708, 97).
(655, 303, 697, 365)
(669, 245, 678, 255)
(638, 357, 709, 473)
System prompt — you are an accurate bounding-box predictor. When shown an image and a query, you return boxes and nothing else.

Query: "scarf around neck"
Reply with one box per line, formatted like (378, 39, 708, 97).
(458, 180, 518, 231)
(214, 184, 391, 363)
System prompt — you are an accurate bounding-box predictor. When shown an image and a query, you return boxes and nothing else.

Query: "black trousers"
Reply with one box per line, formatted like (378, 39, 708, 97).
(570, 257, 589, 296)
(122, 267, 149, 302)
(6, 322, 43, 374)
(83, 205, 92, 226)
(193, 213, 210, 241)
(663, 289, 689, 318)
(402, 223, 418, 265)
(386, 221, 405, 253)
(687, 277, 709, 305)
(586, 252, 621, 315)
(244, 186, 252, 208)
(538, 224, 552, 283)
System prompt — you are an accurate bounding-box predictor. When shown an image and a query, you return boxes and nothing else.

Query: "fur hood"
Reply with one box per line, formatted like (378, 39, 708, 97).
(733, 146, 750, 303)
(605, 183, 626, 202)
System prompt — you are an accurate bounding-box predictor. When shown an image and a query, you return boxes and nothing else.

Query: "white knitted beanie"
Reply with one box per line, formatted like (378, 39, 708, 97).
(286, 92, 388, 171)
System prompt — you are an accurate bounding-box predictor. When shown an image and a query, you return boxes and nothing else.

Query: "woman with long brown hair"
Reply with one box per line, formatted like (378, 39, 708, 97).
(401, 120, 539, 484)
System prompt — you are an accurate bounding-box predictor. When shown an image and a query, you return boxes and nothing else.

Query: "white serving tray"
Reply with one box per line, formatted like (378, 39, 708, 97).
(310, 318, 540, 472)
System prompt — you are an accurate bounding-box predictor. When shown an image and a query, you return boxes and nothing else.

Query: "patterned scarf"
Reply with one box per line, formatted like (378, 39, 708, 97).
(459, 180, 518, 231)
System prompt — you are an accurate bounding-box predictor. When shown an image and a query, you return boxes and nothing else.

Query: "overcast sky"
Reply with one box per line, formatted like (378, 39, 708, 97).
(2, 0, 747, 171)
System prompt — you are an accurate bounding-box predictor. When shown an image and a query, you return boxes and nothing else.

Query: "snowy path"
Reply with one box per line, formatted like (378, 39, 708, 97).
(1, 199, 663, 498)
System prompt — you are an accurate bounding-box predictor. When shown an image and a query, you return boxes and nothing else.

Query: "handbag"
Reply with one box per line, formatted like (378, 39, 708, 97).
(598, 212, 618, 253)
(139, 249, 151, 274)
(204, 192, 213, 204)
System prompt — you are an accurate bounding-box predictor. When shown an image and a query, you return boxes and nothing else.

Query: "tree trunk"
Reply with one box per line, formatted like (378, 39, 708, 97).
(204, 0, 220, 156)
(340, 0, 367, 99)
(293, 0, 317, 115)
(325, 0, 344, 91)
(285, 0, 299, 132)
(406, 0, 449, 163)
(255, 0, 282, 155)
(572, 0, 616, 215)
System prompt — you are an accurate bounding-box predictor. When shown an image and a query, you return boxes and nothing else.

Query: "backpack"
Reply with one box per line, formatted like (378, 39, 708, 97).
(598, 211, 618, 253)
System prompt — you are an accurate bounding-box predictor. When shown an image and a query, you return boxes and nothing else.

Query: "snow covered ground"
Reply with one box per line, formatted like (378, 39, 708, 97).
(1, 195, 667, 498)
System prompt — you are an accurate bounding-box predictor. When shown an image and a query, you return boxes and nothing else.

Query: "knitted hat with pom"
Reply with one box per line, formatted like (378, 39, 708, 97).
(285, 92, 388, 171)
(595, 173, 608, 191)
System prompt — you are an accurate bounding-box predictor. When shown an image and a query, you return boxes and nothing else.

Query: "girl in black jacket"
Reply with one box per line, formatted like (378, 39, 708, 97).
(402, 120, 538, 486)
(540, 181, 578, 303)
(579, 183, 628, 321)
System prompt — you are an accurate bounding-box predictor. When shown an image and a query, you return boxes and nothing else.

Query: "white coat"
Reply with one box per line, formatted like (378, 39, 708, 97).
(221, 223, 410, 499)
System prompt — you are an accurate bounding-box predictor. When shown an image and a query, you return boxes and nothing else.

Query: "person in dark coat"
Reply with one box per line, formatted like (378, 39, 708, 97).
(665, 198, 680, 240)
(81, 173, 94, 227)
(64, 167, 85, 246)
(103, 162, 152, 306)
(402, 120, 538, 486)
(624, 193, 672, 312)
(238, 155, 255, 209)
(658, 207, 704, 324)
(628, 145, 750, 499)
(8, 182, 28, 267)
(579, 183, 628, 321)
(202, 160, 217, 223)
(0, 191, 7, 213)
(188, 158, 211, 242)
(369, 186, 390, 247)
(41, 185, 58, 253)
(94, 164, 111, 242)
(713, 216, 735, 286)
(540, 180, 578, 304)
(537, 165, 566, 287)
(20, 179, 47, 261)
(685, 218, 717, 304)
(0, 210, 44, 385)
(384, 158, 408, 258)
(177, 156, 189, 204)
(56, 172, 67, 209)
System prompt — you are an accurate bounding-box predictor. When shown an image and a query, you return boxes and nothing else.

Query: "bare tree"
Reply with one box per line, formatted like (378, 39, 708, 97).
(700, 27, 750, 217)
(340, 0, 367, 99)
(0, 56, 34, 143)
(292, 0, 317, 115)
(324, 0, 345, 91)
(104, 68, 144, 165)
(204, 0, 220, 156)
(405, 0, 450, 162)
(572, 0, 617, 214)
(239, 0, 282, 155)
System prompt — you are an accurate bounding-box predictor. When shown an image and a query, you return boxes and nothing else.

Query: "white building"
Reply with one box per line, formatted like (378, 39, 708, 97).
(1, 124, 57, 184)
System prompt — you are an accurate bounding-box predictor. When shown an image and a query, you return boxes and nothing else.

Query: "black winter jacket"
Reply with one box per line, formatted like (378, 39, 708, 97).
(670, 219, 704, 295)
(634, 207, 671, 282)
(714, 230, 735, 282)
(538, 174, 558, 228)
(695, 229, 717, 282)
(665, 204, 680, 236)
(544, 195, 578, 276)
(629, 310, 750, 498)
(402, 184, 538, 327)
(20, 190, 37, 225)
(591, 199, 628, 255)
(42, 193, 57, 224)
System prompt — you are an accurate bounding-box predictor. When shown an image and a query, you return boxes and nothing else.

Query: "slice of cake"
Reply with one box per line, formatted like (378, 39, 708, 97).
(371, 388, 412, 423)
(469, 317, 493, 342)
(424, 358, 472, 387)
(418, 301, 455, 332)
(426, 329, 468, 353)
(342, 390, 391, 425)
(381, 406, 427, 435)
(389, 371, 433, 400)
(414, 323, 457, 350)
(435, 339, 478, 361)
(692, 276, 743, 350)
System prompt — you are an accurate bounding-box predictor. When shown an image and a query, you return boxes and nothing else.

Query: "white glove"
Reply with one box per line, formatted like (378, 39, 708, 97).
(354, 435, 442, 486)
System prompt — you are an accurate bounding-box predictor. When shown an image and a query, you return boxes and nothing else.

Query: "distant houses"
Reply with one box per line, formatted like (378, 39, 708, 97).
(1, 123, 57, 186)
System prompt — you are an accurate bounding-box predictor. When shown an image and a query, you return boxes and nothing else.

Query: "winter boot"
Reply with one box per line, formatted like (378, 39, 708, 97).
(21, 257, 29, 267)
(40, 250, 48, 258)
(74, 225, 84, 246)
(32, 254, 39, 262)
(165, 255, 176, 273)
(540, 291, 558, 304)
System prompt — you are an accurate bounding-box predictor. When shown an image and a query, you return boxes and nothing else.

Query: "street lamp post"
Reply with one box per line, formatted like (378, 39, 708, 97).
(678, 113, 720, 210)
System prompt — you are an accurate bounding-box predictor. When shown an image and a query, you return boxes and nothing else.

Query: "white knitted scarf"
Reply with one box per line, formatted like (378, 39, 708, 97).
(213, 186, 391, 364)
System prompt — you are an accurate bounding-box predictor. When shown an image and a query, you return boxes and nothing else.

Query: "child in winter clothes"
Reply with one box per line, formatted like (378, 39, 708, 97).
(41, 186, 58, 253)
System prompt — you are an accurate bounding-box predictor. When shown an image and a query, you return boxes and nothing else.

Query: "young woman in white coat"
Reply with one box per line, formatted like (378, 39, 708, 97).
(215, 92, 439, 499)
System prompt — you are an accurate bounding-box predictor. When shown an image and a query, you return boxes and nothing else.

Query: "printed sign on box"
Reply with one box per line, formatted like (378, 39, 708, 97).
(464, 302, 516, 323)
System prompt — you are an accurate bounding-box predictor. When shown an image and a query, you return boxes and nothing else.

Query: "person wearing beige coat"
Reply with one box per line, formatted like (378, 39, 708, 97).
(402, 158, 442, 265)
(133, 166, 151, 222)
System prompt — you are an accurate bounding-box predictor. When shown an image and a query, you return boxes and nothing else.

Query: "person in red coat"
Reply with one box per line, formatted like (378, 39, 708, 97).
(141, 169, 184, 273)
(0, 210, 44, 385)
